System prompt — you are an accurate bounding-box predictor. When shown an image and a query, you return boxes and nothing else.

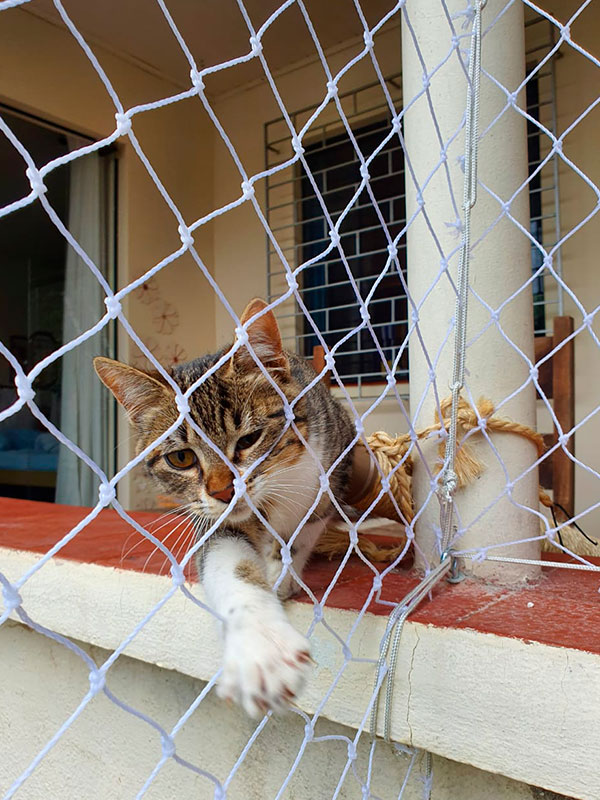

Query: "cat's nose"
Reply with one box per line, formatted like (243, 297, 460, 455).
(208, 482, 235, 503)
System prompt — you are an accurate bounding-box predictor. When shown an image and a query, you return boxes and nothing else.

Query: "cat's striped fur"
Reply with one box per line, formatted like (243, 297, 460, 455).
(94, 299, 355, 715)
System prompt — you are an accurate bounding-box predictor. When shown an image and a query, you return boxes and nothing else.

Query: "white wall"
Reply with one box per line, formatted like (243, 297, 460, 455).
(0, 620, 539, 800)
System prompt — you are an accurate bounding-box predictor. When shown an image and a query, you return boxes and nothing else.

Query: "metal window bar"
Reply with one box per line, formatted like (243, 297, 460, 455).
(265, 21, 561, 397)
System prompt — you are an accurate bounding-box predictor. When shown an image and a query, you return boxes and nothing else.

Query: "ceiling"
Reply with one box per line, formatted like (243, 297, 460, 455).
(25, 0, 400, 96)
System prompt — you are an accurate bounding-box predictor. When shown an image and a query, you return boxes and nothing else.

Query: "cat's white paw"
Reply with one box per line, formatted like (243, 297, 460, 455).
(217, 608, 311, 717)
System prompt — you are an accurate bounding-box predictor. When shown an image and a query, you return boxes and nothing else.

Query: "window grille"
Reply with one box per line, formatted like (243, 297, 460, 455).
(265, 20, 561, 395)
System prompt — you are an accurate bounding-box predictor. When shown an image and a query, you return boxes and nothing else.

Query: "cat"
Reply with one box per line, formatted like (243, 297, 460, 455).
(94, 298, 355, 717)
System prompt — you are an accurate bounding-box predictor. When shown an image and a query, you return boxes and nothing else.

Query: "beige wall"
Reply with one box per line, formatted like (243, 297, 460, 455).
(0, 620, 541, 800)
(210, 8, 600, 530)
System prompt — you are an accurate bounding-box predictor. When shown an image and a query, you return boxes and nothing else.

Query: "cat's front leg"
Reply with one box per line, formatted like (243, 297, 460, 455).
(199, 533, 311, 717)
(265, 519, 328, 600)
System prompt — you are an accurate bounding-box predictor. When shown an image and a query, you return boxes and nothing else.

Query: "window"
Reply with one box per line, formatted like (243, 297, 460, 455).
(0, 107, 117, 503)
(266, 37, 560, 392)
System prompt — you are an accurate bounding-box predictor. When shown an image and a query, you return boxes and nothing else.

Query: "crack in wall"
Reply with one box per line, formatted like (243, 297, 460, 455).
(405, 625, 420, 746)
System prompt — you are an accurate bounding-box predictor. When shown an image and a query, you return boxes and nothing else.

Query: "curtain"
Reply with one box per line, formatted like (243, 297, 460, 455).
(55, 151, 109, 506)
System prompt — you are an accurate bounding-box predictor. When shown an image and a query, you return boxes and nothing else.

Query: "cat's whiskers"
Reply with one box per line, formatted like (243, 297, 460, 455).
(158, 514, 198, 576)
(120, 502, 194, 565)
(141, 511, 197, 575)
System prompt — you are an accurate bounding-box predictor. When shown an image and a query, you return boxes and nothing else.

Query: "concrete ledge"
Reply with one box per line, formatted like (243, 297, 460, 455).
(2, 544, 600, 800)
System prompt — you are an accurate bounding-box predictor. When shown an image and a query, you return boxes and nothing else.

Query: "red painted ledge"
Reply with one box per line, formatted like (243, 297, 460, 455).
(1, 497, 599, 655)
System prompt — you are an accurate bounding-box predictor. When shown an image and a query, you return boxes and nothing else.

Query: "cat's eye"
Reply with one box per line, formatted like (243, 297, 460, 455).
(164, 449, 198, 470)
(235, 429, 263, 451)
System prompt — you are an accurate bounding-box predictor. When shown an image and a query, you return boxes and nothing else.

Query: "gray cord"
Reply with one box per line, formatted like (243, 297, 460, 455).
(439, 0, 486, 555)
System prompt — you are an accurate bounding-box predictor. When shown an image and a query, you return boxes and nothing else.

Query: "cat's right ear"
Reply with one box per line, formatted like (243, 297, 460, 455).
(93, 357, 172, 424)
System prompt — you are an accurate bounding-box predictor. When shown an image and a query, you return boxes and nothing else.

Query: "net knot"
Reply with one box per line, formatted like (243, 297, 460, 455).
(319, 474, 330, 493)
(324, 351, 335, 371)
(359, 305, 370, 323)
(391, 116, 401, 134)
(233, 475, 246, 496)
(2, 582, 22, 614)
(583, 312, 593, 327)
(170, 563, 185, 587)
(114, 112, 132, 136)
(363, 30, 374, 49)
(249, 35, 262, 55)
(161, 735, 176, 759)
(178, 223, 194, 248)
(421, 74, 431, 90)
(104, 296, 122, 319)
(88, 669, 105, 694)
(234, 325, 249, 346)
(372, 573, 382, 591)
(507, 91, 517, 107)
(354, 419, 364, 435)
(530, 365, 539, 380)
(25, 166, 47, 198)
(313, 604, 323, 622)
(415, 189, 424, 208)
(280, 546, 292, 567)
(304, 723, 314, 742)
(411, 308, 419, 324)
(241, 180, 255, 199)
(98, 483, 116, 507)
(441, 469, 458, 499)
(290, 135, 304, 156)
(14, 374, 35, 403)
(553, 139, 563, 155)
(286, 273, 299, 291)
(386, 373, 396, 387)
(175, 394, 190, 416)
(326, 80, 338, 98)
(329, 228, 340, 247)
(558, 432, 570, 448)
(347, 742, 357, 761)
(190, 68, 204, 91)
(387, 243, 398, 259)
(359, 163, 370, 181)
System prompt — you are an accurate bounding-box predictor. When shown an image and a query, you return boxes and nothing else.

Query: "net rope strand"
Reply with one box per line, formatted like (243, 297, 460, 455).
(0, 0, 598, 798)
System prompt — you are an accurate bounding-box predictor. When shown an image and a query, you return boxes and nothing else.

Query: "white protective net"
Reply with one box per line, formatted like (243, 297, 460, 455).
(1, 0, 599, 798)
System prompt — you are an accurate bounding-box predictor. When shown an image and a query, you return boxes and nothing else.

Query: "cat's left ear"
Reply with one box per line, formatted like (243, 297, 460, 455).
(234, 298, 289, 377)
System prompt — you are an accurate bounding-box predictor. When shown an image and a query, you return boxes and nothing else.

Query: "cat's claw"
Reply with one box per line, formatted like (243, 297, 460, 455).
(217, 609, 312, 717)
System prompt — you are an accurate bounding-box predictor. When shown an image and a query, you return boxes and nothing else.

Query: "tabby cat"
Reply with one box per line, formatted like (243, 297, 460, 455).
(94, 298, 355, 716)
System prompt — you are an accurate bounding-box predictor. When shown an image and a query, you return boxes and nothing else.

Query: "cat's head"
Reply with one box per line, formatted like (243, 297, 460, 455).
(94, 299, 308, 524)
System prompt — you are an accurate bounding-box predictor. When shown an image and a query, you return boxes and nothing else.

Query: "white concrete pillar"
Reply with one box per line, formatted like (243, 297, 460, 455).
(402, 0, 540, 580)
